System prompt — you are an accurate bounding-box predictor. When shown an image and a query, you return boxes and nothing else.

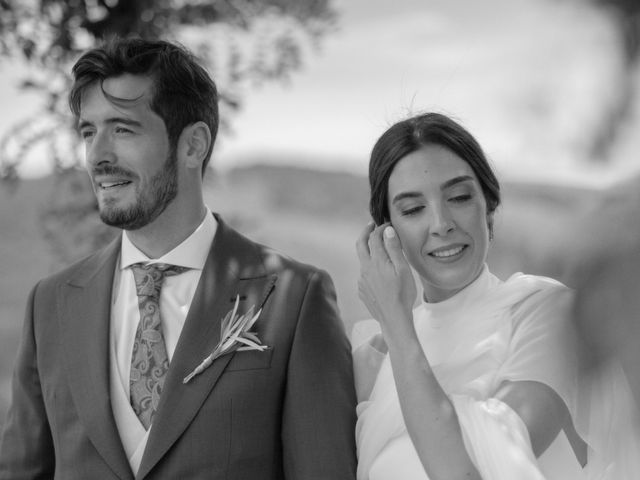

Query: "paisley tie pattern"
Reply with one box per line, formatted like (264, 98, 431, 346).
(129, 263, 189, 430)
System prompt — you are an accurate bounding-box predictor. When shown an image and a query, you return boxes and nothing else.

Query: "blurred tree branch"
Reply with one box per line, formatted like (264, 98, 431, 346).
(0, 0, 337, 178)
(0, 0, 337, 265)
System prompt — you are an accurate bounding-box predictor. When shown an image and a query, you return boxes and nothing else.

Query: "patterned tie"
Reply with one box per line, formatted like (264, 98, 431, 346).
(129, 263, 189, 430)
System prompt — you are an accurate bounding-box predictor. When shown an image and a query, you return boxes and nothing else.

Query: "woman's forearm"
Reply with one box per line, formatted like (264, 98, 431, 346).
(384, 321, 481, 480)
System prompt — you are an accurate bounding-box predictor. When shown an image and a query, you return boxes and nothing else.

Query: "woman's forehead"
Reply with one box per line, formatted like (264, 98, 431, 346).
(388, 146, 477, 192)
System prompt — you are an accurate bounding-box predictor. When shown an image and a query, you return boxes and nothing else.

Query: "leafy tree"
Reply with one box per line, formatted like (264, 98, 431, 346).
(0, 0, 337, 266)
(588, 0, 640, 160)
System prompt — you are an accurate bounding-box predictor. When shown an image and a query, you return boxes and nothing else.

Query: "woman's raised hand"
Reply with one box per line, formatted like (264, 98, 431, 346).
(356, 222, 417, 330)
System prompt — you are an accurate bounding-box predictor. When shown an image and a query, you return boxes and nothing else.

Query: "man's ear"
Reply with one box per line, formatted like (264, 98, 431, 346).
(178, 121, 211, 170)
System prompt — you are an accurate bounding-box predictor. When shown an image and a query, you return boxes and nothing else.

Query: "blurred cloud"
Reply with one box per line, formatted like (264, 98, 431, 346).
(215, 0, 630, 184)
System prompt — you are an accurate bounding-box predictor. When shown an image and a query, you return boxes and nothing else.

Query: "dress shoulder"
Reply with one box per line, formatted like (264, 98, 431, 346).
(502, 272, 574, 325)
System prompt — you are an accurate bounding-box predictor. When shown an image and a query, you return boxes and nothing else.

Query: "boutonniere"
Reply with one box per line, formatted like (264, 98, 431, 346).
(183, 295, 268, 384)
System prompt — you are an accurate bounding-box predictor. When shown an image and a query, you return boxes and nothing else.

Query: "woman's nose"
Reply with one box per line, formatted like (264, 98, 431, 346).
(430, 204, 455, 236)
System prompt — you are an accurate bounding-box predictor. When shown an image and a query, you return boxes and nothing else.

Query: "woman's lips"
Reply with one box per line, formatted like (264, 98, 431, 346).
(428, 244, 468, 259)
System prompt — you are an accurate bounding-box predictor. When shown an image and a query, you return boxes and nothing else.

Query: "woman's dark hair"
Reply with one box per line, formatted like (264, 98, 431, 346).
(69, 37, 218, 175)
(369, 112, 501, 226)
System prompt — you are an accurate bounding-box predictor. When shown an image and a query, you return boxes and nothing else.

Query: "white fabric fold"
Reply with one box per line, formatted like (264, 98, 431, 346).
(451, 395, 545, 480)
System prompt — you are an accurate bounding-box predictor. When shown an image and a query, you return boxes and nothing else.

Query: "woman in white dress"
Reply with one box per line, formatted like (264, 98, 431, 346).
(353, 113, 639, 480)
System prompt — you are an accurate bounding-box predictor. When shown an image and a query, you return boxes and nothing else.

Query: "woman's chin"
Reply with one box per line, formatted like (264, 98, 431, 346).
(419, 265, 482, 302)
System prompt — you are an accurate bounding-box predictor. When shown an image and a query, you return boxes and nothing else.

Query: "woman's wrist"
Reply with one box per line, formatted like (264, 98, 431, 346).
(381, 312, 421, 353)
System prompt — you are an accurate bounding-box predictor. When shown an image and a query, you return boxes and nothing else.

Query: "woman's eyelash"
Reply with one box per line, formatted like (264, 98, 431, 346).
(450, 194, 472, 203)
(401, 206, 424, 216)
(399, 194, 472, 215)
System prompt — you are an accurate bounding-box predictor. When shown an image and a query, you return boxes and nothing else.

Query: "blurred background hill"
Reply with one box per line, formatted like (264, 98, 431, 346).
(0, 163, 617, 426)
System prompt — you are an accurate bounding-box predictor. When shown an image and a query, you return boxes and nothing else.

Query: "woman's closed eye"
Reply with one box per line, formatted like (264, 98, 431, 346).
(449, 194, 472, 204)
(400, 205, 425, 216)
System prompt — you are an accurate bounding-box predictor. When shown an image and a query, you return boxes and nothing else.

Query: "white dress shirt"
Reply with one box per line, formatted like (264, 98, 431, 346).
(109, 210, 217, 474)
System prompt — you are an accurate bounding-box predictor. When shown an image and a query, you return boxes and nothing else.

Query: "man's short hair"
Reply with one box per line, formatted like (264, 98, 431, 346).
(69, 37, 219, 174)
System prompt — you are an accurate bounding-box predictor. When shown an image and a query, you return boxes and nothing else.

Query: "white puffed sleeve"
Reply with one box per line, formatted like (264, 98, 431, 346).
(451, 395, 546, 480)
(495, 283, 578, 410)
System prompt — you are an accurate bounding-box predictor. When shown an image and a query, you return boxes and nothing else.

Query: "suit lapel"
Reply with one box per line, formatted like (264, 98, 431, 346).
(60, 238, 134, 480)
(137, 216, 274, 479)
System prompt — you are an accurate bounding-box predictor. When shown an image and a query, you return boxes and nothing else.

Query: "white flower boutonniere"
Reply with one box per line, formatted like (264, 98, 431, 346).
(183, 295, 268, 384)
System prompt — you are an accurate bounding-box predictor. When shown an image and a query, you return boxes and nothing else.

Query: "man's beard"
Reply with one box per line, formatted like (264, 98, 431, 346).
(97, 151, 178, 230)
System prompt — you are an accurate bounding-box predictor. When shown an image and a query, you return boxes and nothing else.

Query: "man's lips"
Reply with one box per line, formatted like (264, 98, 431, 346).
(94, 177, 133, 190)
(92, 166, 136, 190)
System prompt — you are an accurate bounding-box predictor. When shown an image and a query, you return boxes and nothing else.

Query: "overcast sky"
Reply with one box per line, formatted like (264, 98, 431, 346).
(0, 0, 635, 184)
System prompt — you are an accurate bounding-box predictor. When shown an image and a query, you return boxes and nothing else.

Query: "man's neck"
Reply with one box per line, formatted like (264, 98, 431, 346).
(125, 201, 208, 259)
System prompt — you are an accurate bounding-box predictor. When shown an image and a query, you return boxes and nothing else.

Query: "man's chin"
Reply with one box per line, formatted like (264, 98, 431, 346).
(99, 208, 146, 230)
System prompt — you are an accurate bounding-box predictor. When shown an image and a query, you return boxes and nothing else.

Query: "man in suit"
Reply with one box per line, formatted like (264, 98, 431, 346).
(0, 38, 357, 479)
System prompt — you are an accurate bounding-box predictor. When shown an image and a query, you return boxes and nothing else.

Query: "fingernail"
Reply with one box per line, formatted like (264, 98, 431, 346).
(384, 226, 396, 238)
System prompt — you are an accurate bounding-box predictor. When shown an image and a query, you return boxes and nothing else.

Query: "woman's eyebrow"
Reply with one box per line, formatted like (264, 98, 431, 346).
(391, 191, 423, 204)
(441, 175, 474, 190)
(391, 176, 475, 205)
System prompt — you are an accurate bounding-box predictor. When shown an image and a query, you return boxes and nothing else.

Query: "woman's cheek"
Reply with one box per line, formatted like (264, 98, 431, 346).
(395, 227, 421, 267)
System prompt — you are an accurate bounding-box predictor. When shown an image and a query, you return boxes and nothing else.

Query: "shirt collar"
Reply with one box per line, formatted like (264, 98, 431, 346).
(119, 209, 217, 271)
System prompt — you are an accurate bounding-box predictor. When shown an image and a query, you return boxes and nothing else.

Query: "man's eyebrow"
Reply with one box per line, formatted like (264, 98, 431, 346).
(77, 117, 143, 130)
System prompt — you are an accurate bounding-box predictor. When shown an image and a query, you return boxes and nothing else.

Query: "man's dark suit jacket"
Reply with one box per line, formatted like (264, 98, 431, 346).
(0, 214, 357, 479)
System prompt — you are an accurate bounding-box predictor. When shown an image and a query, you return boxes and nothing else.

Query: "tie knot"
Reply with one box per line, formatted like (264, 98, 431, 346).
(130, 263, 189, 298)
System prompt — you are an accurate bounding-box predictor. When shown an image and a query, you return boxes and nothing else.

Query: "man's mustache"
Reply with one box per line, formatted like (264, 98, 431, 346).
(91, 165, 137, 179)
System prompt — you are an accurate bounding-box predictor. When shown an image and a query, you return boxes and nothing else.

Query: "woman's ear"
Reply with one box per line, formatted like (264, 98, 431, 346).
(178, 121, 211, 170)
(487, 211, 495, 240)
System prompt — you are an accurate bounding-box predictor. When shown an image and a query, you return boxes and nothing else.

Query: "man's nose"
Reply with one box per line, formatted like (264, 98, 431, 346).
(86, 132, 116, 168)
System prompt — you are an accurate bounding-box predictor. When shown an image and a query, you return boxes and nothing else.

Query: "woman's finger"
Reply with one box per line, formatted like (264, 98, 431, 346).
(368, 223, 391, 262)
(383, 226, 408, 271)
(356, 221, 375, 264)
